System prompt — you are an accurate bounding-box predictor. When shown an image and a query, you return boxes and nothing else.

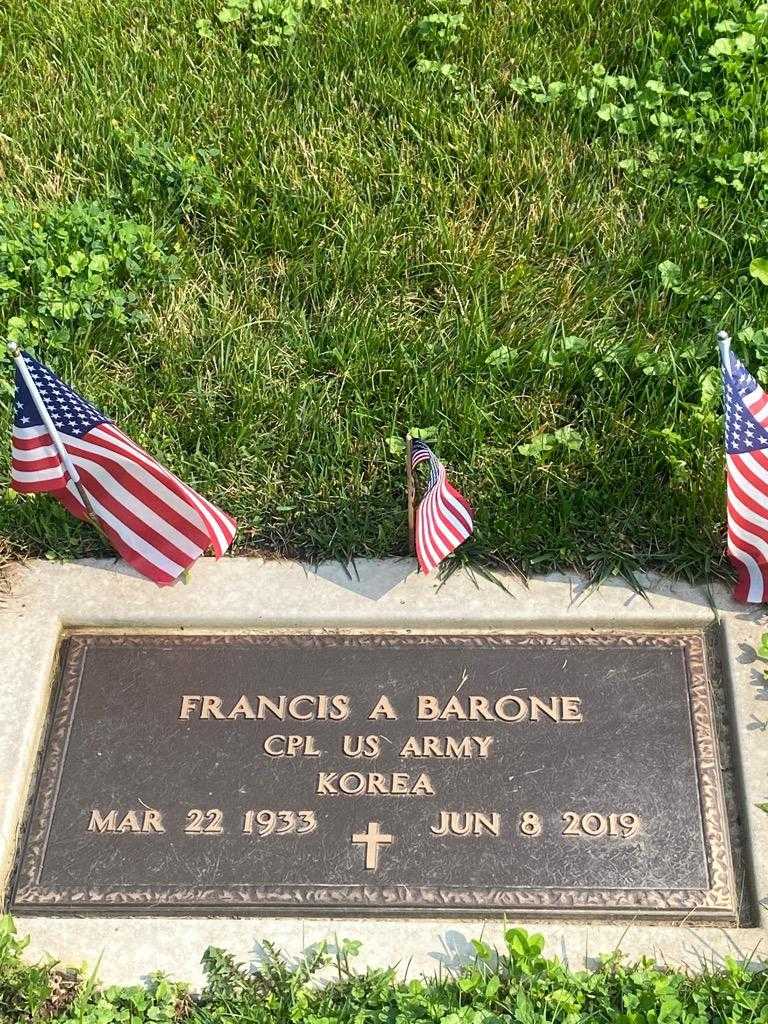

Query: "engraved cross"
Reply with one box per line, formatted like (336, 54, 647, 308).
(352, 821, 394, 870)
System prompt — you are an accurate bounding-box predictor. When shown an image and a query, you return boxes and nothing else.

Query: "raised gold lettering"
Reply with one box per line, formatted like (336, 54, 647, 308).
(474, 812, 500, 836)
(88, 809, 118, 833)
(264, 734, 320, 756)
(399, 736, 421, 757)
(228, 695, 256, 720)
(330, 695, 350, 721)
(468, 695, 493, 720)
(561, 697, 583, 721)
(529, 696, 560, 722)
(391, 772, 409, 794)
(473, 736, 494, 757)
(88, 809, 164, 834)
(343, 734, 381, 757)
(317, 772, 338, 794)
(430, 811, 500, 836)
(258, 695, 287, 719)
(495, 696, 527, 721)
(368, 772, 387, 794)
(443, 736, 471, 758)
(368, 695, 397, 720)
(417, 695, 440, 720)
(264, 734, 286, 756)
(440, 695, 468, 720)
(288, 695, 316, 720)
(399, 735, 494, 758)
(411, 772, 435, 795)
(117, 810, 142, 833)
(413, 694, 582, 723)
(142, 809, 165, 833)
(316, 771, 436, 795)
(179, 695, 201, 720)
(200, 695, 225, 720)
(339, 772, 366, 795)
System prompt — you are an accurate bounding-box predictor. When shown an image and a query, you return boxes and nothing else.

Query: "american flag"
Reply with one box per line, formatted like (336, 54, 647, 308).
(11, 350, 236, 585)
(411, 439, 474, 574)
(721, 340, 768, 603)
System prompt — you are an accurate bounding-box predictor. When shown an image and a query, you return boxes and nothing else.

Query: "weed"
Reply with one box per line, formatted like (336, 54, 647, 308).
(198, 0, 337, 58)
(125, 140, 224, 221)
(0, 914, 53, 1020)
(414, 0, 469, 88)
(0, 201, 175, 357)
(1, 920, 767, 1022)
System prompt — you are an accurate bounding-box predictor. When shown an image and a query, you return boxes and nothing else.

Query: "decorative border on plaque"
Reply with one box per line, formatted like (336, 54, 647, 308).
(12, 632, 737, 921)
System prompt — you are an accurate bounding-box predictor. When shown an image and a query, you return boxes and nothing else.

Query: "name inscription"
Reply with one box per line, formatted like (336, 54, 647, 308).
(11, 633, 736, 920)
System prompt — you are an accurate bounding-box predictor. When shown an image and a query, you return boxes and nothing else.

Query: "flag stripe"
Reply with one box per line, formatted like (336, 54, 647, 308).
(10, 463, 68, 487)
(68, 477, 187, 580)
(12, 436, 57, 454)
(417, 494, 443, 569)
(96, 424, 235, 553)
(72, 458, 207, 562)
(175, 477, 233, 557)
(411, 441, 473, 574)
(67, 429, 210, 532)
(728, 477, 768, 535)
(721, 345, 768, 603)
(445, 480, 474, 524)
(727, 456, 768, 517)
(728, 499, 768, 549)
(749, 448, 768, 475)
(423, 486, 452, 559)
(418, 481, 444, 569)
(745, 388, 768, 425)
(10, 350, 236, 585)
(74, 469, 200, 576)
(12, 425, 51, 443)
(63, 437, 213, 551)
(727, 529, 768, 602)
(430, 481, 464, 550)
(438, 480, 474, 537)
(11, 425, 64, 486)
(58, 482, 179, 586)
(726, 462, 768, 600)
(729, 514, 768, 564)
(11, 445, 60, 464)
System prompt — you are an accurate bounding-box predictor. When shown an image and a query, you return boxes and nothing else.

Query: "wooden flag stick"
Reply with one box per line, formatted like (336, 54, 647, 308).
(405, 433, 416, 556)
(8, 341, 105, 535)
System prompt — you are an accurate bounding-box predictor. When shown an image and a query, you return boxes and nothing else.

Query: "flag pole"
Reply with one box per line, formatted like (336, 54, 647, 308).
(405, 433, 416, 556)
(717, 329, 731, 367)
(7, 341, 102, 528)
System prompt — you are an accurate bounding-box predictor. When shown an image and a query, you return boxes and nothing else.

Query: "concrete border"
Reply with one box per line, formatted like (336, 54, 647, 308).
(0, 557, 766, 985)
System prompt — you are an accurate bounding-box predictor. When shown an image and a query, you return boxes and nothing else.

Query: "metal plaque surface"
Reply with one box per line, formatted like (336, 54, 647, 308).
(11, 632, 735, 919)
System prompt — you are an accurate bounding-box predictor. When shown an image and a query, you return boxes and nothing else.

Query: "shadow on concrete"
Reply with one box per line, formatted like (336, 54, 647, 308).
(228, 924, 768, 989)
(309, 558, 416, 601)
(425, 926, 767, 975)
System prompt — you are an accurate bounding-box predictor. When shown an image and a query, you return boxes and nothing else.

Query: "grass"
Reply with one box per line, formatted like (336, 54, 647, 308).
(1, 916, 767, 1023)
(0, 0, 767, 581)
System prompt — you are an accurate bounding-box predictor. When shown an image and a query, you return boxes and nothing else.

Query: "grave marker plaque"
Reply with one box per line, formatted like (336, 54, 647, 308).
(11, 632, 736, 920)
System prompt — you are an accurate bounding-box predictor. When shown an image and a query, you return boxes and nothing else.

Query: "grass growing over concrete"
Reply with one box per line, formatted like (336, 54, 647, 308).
(1, 0, 767, 580)
(1, 917, 767, 1022)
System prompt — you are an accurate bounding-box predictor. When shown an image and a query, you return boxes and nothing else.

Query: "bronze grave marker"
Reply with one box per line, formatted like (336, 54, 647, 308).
(11, 633, 736, 919)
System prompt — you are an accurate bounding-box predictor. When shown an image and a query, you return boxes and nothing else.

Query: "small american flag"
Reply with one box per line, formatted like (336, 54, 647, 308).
(11, 350, 236, 585)
(721, 340, 768, 602)
(411, 439, 473, 574)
